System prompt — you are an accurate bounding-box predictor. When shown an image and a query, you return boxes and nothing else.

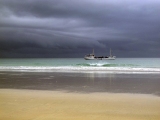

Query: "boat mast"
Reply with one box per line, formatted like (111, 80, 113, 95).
(110, 49, 112, 56)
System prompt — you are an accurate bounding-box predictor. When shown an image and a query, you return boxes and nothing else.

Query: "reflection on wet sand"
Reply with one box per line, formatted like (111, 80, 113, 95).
(85, 72, 115, 90)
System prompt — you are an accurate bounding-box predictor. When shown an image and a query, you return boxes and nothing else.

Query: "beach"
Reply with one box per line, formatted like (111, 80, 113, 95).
(0, 71, 160, 120)
(1, 89, 160, 120)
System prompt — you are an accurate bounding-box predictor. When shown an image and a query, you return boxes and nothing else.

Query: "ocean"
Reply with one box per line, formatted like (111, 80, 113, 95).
(0, 58, 160, 73)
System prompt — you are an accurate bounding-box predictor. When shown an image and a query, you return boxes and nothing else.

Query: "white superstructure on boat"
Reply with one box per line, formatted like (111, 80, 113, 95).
(84, 49, 95, 60)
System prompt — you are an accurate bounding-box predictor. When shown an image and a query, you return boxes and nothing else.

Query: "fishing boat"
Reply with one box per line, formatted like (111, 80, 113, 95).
(84, 49, 95, 60)
(84, 49, 116, 60)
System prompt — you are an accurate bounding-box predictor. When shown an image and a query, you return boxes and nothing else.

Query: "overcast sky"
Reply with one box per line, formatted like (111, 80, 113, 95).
(0, 0, 160, 58)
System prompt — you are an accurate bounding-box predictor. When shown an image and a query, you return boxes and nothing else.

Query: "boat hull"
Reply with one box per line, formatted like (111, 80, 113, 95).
(102, 57, 116, 60)
(95, 56, 116, 60)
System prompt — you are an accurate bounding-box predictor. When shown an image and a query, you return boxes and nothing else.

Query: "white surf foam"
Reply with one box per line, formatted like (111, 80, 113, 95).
(0, 66, 160, 74)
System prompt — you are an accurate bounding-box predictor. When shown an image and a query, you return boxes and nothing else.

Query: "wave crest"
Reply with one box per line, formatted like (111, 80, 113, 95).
(0, 66, 160, 74)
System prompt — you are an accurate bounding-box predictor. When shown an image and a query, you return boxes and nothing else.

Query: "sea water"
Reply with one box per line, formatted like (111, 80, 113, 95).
(0, 58, 160, 73)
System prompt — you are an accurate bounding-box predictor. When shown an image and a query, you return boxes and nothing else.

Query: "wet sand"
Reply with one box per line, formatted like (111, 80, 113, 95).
(0, 71, 160, 95)
(0, 89, 160, 120)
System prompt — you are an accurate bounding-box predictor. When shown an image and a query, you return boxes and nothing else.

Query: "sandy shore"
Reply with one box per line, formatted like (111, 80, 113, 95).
(0, 89, 160, 120)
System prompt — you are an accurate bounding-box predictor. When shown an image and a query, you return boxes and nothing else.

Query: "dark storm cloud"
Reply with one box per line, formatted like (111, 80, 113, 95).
(0, 0, 160, 57)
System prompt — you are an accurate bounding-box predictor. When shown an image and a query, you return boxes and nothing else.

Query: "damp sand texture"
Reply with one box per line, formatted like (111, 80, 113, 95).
(0, 89, 160, 120)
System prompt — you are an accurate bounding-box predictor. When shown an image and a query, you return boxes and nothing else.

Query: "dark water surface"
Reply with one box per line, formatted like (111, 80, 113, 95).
(0, 71, 160, 96)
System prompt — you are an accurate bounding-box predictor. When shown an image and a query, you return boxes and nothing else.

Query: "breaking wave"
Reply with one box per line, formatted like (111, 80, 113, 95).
(0, 66, 160, 74)
(76, 63, 139, 67)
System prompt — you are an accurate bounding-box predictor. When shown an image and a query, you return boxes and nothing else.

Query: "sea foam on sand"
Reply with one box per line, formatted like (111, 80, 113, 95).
(0, 89, 160, 120)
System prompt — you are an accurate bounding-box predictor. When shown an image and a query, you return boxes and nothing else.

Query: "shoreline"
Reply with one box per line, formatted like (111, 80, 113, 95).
(1, 89, 160, 120)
